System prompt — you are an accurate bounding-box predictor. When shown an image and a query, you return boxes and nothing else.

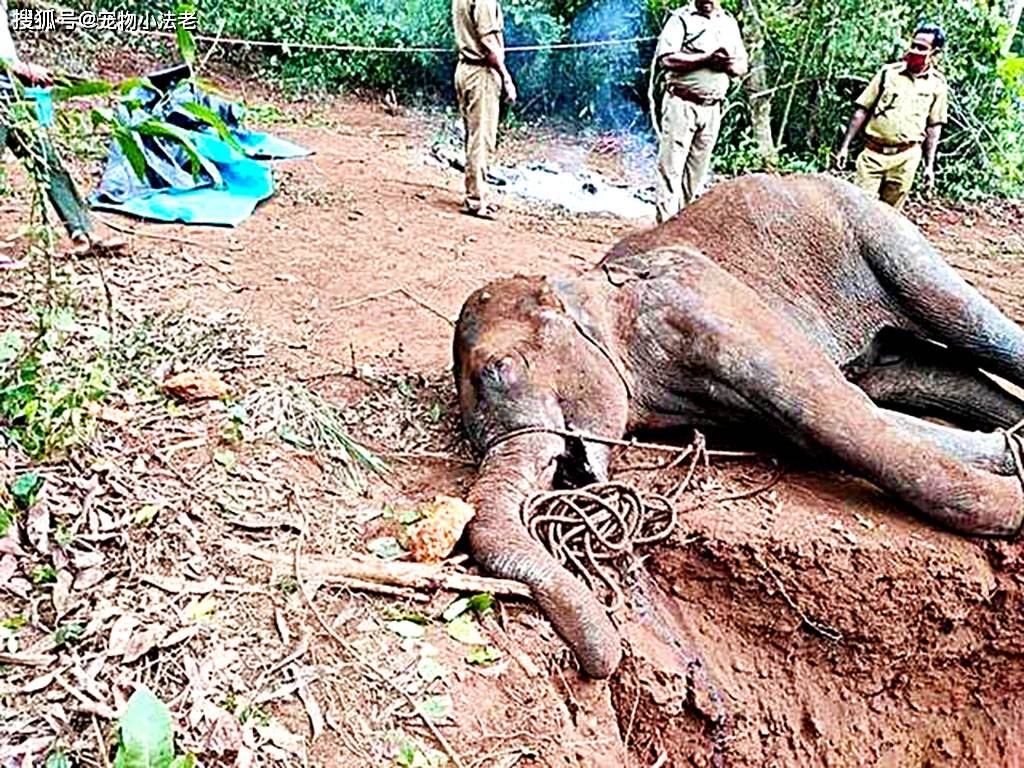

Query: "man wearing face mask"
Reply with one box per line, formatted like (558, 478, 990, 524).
(650, 0, 748, 223)
(835, 24, 948, 210)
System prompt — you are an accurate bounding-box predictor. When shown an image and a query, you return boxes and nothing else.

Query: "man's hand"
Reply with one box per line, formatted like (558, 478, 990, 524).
(502, 73, 517, 104)
(834, 146, 849, 170)
(707, 47, 731, 70)
(922, 165, 935, 192)
(12, 61, 52, 85)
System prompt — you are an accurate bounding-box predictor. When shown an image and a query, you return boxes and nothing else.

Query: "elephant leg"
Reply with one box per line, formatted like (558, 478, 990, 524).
(850, 329, 1024, 431)
(880, 409, 1018, 476)
(664, 265, 1024, 536)
(856, 211, 1024, 388)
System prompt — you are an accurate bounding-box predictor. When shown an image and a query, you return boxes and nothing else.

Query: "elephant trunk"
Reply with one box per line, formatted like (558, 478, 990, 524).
(467, 432, 623, 678)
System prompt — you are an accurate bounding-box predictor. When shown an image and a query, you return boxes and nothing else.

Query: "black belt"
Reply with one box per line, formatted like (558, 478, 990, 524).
(865, 138, 920, 155)
(459, 56, 488, 67)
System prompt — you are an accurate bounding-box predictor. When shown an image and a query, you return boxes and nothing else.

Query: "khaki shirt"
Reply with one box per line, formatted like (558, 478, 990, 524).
(856, 62, 949, 144)
(654, 4, 747, 102)
(452, 0, 504, 63)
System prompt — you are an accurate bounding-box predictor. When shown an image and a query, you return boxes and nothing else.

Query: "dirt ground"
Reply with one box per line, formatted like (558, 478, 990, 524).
(3, 62, 1024, 768)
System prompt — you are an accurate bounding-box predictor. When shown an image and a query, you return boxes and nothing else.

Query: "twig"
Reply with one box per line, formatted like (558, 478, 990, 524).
(288, 489, 467, 768)
(92, 715, 112, 768)
(755, 555, 842, 642)
(329, 574, 431, 602)
(226, 539, 532, 599)
(0, 652, 56, 666)
(97, 215, 228, 251)
(623, 685, 641, 751)
(333, 286, 454, 326)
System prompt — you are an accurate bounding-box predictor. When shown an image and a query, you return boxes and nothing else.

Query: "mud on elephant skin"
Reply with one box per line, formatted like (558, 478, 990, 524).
(452, 173, 1024, 679)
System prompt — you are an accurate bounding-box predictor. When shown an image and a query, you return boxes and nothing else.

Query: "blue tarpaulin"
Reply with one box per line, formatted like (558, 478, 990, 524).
(90, 72, 310, 227)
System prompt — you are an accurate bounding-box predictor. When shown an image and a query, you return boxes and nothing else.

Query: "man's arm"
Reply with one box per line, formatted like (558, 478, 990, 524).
(479, 31, 515, 103)
(1, 4, 50, 84)
(922, 122, 942, 188)
(658, 49, 720, 74)
(723, 19, 749, 77)
(835, 106, 869, 168)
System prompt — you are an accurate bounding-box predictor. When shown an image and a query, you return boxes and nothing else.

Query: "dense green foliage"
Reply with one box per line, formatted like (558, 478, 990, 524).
(81, 0, 1023, 197)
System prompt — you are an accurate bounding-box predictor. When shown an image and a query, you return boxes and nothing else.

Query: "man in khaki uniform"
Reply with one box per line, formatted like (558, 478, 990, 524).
(836, 25, 948, 210)
(651, 0, 748, 223)
(452, 0, 516, 219)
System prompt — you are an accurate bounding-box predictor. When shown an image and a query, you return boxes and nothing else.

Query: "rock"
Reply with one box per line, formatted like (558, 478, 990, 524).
(407, 496, 475, 564)
(161, 369, 230, 402)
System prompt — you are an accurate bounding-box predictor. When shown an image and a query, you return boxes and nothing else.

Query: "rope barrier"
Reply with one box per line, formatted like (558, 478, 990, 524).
(137, 29, 657, 55)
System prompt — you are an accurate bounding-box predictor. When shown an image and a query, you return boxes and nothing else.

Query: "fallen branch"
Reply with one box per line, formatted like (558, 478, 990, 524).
(225, 539, 532, 599)
(0, 651, 56, 667)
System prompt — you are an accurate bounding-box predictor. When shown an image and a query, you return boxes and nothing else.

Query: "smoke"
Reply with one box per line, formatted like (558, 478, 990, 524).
(569, 0, 651, 131)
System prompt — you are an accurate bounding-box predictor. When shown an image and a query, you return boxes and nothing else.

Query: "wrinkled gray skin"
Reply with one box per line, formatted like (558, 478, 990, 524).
(453, 174, 1024, 679)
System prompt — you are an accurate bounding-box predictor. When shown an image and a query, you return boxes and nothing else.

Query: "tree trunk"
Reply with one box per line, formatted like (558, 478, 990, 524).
(739, 0, 778, 167)
(1005, 0, 1024, 54)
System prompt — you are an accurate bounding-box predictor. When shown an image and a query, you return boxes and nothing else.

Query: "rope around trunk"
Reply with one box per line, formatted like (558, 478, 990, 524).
(521, 482, 676, 611)
(520, 436, 710, 610)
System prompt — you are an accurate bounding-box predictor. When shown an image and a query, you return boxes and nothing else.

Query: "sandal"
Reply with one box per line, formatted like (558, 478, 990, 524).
(460, 204, 498, 221)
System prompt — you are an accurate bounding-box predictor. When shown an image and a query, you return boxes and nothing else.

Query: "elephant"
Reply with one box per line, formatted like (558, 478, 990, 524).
(453, 173, 1024, 679)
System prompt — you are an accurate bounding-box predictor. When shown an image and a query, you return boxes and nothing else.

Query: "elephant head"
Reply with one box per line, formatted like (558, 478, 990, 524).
(453, 275, 629, 678)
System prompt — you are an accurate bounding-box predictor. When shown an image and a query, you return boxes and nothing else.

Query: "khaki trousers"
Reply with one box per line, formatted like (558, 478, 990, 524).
(854, 144, 922, 210)
(655, 95, 722, 223)
(455, 61, 500, 211)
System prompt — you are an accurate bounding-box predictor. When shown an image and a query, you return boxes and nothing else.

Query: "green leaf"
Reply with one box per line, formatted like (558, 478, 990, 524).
(174, 3, 197, 67)
(168, 757, 195, 768)
(133, 504, 161, 526)
(445, 614, 486, 645)
(115, 77, 155, 96)
(416, 655, 446, 683)
(52, 79, 112, 102)
(133, 120, 208, 180)
(178, 102, 243, 153)
(465, 645, 502, 666)
(366, 536, 404, 560)
(385, 620, 426, 639)
(113, 127, 147, 182)
(45, 749, 70, 768)
(0, 331, 23, 364)
(442, 593, 493, 622)
(10, 472, 43, 510)
(417, 694, 453, 720)
(114, 687, 175, 768)
(89, 106, 115, 129)
(397, 508, 422, 526)
(466, 593, 495, 617)
(441, 598, 469, 623)
(213, 450, 237, 469)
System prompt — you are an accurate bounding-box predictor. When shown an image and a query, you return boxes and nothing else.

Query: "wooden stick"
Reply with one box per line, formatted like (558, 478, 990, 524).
(226, 540, 533, 599)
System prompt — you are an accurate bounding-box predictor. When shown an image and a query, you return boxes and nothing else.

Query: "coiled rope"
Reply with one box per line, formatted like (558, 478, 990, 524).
(521, 481, 676, 611)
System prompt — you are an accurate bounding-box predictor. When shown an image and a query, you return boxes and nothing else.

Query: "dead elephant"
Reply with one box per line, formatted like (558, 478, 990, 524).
(453, 174, 1024, 679)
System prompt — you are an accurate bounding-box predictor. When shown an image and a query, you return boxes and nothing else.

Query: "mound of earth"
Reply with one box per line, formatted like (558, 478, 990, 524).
(601, 463, 1024, 767)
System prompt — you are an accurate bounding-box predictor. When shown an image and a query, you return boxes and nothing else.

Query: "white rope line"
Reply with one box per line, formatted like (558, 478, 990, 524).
(138, 29, 656, 54)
